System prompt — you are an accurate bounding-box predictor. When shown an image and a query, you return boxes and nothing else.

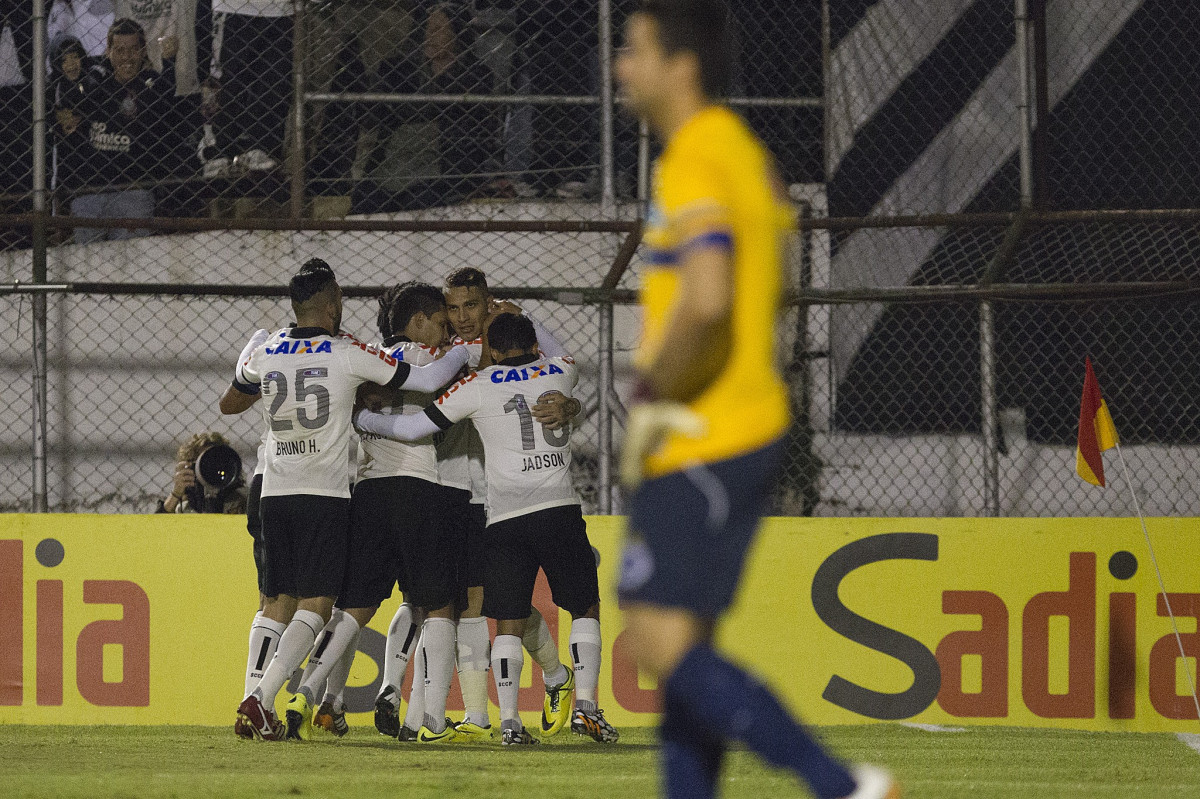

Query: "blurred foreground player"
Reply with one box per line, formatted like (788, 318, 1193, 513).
(615, 3, 898, 797)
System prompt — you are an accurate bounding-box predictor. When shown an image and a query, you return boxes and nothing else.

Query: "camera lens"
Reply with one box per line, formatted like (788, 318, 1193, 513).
(195, 444, 242, 490)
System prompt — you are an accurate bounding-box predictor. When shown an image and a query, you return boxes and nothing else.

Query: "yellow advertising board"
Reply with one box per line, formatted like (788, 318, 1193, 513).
(1, 514, 1198, 732)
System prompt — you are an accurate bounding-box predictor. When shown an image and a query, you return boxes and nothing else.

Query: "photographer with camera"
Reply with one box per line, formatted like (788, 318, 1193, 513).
(158, 431, 247, 514)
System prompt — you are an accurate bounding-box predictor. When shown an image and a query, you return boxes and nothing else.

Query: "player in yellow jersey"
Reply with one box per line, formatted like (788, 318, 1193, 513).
(615, 3, 899, 798)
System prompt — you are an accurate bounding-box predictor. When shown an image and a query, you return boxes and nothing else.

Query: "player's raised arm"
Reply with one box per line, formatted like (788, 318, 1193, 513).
(394, 344, 470, 392)
(220, 328, 271, 414)
(355, 369, 481, 442)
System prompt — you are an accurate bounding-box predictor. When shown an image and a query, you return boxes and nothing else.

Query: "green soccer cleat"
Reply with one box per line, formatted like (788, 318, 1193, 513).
(501, 726, 541, 746)
(417, 719, 458, 743)
(284, 693, 314, 741)
(571, 707, 619, 743)
(540, 669, 575, 735)
(453, 720, 497, 742)
(314, 701, 349, 737)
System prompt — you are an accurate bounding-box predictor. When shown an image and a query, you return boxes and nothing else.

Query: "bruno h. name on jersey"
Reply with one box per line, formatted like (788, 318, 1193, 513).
(432, 355, 578, 525)
(240, 330, 402, 500)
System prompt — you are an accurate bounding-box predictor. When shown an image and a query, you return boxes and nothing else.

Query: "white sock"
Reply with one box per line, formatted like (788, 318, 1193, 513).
(253, 609, 323, 706)
(322, 627, 360, 712)
(570, 618, 602, 713)
(457, 616, 491, 727)
(492, 634, 523, 727)
(298, 609, 359, 705)
(523, 606, 567, 687)
(381, 603, 419, 700)
(402, 631, 426, 731)
(421, 617, 457, 733)
(245, 612, 286, 698)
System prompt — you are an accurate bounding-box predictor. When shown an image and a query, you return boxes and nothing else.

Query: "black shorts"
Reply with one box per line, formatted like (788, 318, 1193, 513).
(339, 476, 458, 611)
(260, 493, 350, 600)
(440, 487, 487, 600)
(481, 504, 599, 621)
(246, 473, 267, 595)
(619, 439, 784, 618)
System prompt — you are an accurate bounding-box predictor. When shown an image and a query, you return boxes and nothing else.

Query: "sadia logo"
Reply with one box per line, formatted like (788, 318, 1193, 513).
(0, 539, 149, 707)
(814, 533, 1200, 722)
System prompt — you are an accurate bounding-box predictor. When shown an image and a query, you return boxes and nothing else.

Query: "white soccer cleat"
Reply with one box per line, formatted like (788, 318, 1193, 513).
(844, 764, 900, 799)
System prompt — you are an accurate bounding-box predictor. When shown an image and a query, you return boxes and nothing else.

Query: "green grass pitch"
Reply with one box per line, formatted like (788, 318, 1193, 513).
(2, 724, 1199, 798)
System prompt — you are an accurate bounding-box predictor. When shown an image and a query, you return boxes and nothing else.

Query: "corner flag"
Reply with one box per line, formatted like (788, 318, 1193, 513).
(1076, 356, 1119, 486)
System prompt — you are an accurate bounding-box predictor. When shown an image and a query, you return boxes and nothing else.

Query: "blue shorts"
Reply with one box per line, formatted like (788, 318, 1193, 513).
(619, 439, 784, 618)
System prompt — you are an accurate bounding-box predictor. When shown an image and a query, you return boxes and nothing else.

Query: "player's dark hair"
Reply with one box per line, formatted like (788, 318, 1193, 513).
(445, 267, 489, 294)
(107, 18, 147, 49)
(637, 0, 733, 98)
(289, 258, 337, 304)
(486, 313, 537, 354)
(378, 281, 445, 339)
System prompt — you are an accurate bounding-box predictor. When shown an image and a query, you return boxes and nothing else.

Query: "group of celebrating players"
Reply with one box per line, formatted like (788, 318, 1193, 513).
(219, 263, 617, 747)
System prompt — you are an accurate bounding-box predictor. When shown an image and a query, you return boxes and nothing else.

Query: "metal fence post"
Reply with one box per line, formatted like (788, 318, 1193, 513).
(598, 0, 616, 212)
(31, 0, 49, 513)
(289, 0, 307, 219)
(598, 301, 614, 513)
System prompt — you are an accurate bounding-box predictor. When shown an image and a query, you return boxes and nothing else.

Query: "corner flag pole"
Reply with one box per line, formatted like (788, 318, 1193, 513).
(1112, 444, 1200, 723)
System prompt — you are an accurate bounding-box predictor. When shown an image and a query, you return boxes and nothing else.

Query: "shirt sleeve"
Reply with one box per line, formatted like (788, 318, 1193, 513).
(431, 373, 483, 425)
(660, 147, 734, 256)
(346, 341, 408, 387)
(398, 345, 470, 393)
(354, 408, 444, 442)
(531, 316, 568, 358)
(236, 347, 264, 386)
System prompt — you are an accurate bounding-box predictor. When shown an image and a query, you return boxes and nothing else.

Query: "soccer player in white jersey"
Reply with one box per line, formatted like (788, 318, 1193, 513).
(355, 313, 618, 745)
(220, 326, 290, 699)
(284, 281, 468, 744)
(441, 267, 584, 739)
(230, 260, 470, 740)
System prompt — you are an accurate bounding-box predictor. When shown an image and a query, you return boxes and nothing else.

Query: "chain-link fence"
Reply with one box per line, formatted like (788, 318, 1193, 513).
(2, 2, 1200, 516)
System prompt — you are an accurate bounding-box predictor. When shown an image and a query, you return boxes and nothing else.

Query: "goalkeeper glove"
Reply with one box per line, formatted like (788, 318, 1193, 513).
(619, 398, 706, 490)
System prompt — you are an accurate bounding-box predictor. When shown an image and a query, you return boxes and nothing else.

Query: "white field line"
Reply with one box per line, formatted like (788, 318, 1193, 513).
(1177, 732, 1200, 757)
(899, 722, 967, 733)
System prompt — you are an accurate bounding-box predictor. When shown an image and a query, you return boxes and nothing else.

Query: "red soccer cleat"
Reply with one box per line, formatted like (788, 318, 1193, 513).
(235, 694, 284, 741)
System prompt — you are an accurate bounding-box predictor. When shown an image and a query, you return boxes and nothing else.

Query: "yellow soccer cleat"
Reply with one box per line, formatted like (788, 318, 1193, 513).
(453, 720, 497, 742)
(540, 669, 575, 736)
(416, 719, 459, 744)
(284, 693, 313, 742)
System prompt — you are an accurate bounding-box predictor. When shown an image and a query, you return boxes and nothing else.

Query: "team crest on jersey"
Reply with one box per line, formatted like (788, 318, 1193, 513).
(266, 339, 333, 355)
(489, 362, 565, 384)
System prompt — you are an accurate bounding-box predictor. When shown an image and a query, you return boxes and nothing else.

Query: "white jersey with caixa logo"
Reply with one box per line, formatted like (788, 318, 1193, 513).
(239, 328, 406, 499)
(357, 339, 442, 485)
(435, 336, 485, 498)
(430, 355, 579, 525)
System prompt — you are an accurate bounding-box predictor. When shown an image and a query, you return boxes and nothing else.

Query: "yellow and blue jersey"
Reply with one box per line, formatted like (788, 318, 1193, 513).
(636, 106, 793, 478)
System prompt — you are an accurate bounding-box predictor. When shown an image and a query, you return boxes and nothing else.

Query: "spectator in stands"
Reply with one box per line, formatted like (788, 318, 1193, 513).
(49, 35, 93, 209)
(116, 0, 202, 96)
(422, 4, 498, 198)
(59, 18, 190, 243)
(207, 0, 293, 176)
(157, 431, 248, 514)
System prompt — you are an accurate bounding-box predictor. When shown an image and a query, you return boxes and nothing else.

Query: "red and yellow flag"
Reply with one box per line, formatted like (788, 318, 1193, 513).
(1076, 356, 1119, 486)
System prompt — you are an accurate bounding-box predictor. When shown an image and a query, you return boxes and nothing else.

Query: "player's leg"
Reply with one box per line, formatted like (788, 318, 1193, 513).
(377, 601, 420, 736)
(539, 506, 612, 742)
(314, 621, 360, 736)
(400, 626, 426, 740)
(454, 498, 494, 738)
(482, 515, 541, 745)
(288, 606, 365, 739)
(621, 444, 876, 799)
(523, 604, 571, 735)
(247, 496, 345, 740)
(243, 473, 282, 697)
